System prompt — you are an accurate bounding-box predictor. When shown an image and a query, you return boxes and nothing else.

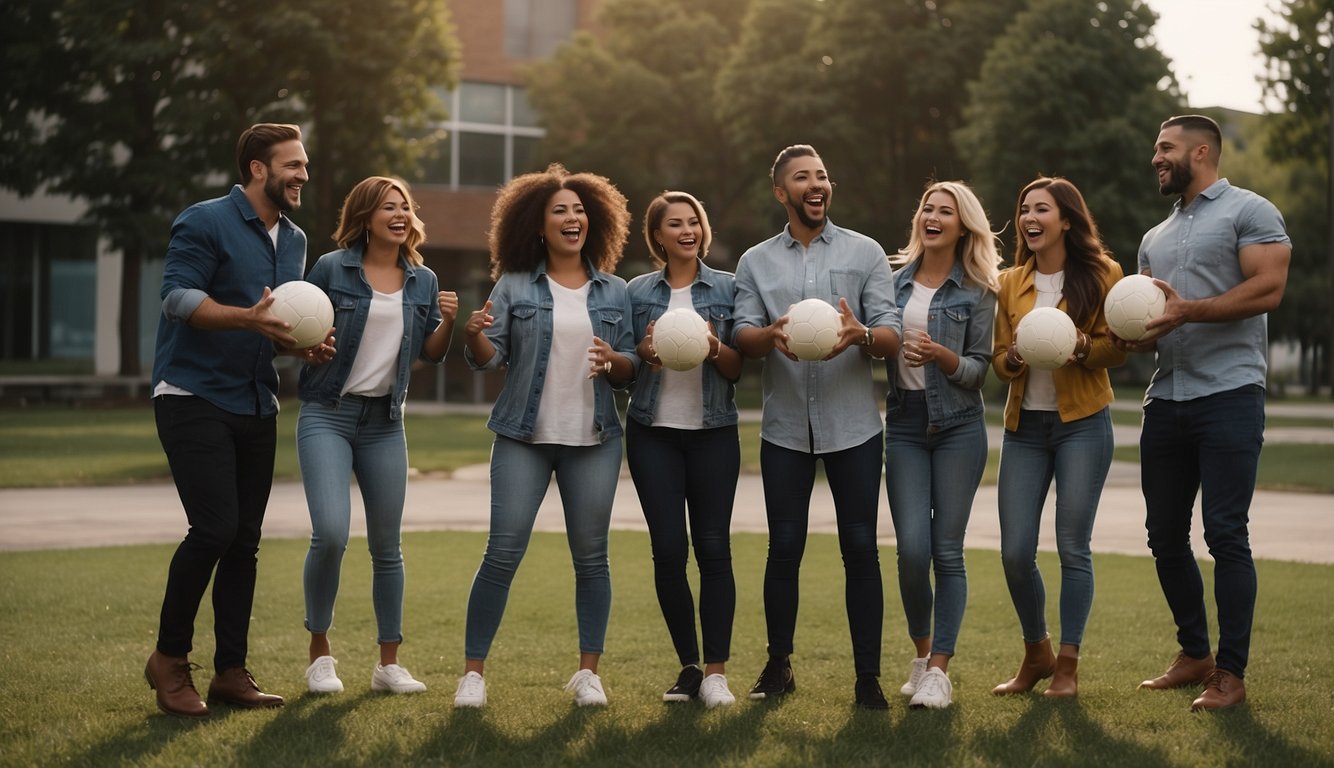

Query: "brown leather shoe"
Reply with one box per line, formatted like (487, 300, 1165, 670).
(1139, 651, 1215, 690)
(992, 634, 1057, 695)
(1043, 654, 1079, 698)
(207, 668, 285, 709)
(1192, 668, 1246, 711)
(144, 650, 209, 718)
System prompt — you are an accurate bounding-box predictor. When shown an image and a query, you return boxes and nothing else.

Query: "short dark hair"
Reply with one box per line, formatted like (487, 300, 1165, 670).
(770, 144, 820, 187)
(236, 123, 303, 183)
(1161, 114, 1222, 161)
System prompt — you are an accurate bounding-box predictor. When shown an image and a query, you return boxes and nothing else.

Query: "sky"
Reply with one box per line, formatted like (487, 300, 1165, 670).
(1144, 0, 1287, 114)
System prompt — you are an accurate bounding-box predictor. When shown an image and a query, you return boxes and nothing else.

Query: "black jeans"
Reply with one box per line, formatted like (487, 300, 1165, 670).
(759, 433, 884, 677)
(154, 395, 275, 673)
(1141, 385, 1264, 677)
(625, 418, 739, 666)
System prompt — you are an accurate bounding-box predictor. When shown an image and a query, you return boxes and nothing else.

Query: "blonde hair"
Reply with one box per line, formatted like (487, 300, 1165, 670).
(894, 180, 1001, 293)
(642, 191, 713, 269)
(332, 176, 427, 266)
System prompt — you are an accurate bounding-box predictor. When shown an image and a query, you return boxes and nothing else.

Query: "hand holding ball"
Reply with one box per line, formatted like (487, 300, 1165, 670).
(651, 308, 711, 371)
(1104, 274, 1166, 341)
(785, 298, 842, 361)
(269, 281, 334, 349)
(1015, 306, 1078, 370)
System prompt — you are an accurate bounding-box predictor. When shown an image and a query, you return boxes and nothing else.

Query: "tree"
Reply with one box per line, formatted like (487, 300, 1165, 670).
(1258, 0, 1333, 393)
(955, 0, 1181, 271)
(0, 0, 458, 375)
(524, 0, 756, 269)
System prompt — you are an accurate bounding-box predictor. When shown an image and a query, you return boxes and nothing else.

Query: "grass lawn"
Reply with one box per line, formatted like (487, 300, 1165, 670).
(0, 532, 1331, 767)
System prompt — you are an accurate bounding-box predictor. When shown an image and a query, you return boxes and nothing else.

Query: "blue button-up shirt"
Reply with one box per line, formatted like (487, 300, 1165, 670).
(152, 185, 307, 416)
(626, 261, 738, 428)
(1138, 178, 1290, 402)
(734, 220, 899, 453)
(465, 259, 638, 443)
(296, 244, 445, 421)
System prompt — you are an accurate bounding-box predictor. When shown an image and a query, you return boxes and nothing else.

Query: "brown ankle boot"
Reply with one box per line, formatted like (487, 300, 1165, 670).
(145, 650, 209, 718)
(992, 634, 1057, 695)
(1043, 654, 1078, 698)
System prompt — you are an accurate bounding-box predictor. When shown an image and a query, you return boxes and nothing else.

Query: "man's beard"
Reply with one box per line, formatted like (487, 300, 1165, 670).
(1159, 159, 1191, 197)
(265, 172, 299, 212)
(786, 188, 827, 230)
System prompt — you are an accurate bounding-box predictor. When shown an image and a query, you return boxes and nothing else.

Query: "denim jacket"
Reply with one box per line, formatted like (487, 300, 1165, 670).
(885, 259, 996, 432)
(297, 244, 444, 421)
(625, 261, 739, 428)
(465, 259, 637, 443)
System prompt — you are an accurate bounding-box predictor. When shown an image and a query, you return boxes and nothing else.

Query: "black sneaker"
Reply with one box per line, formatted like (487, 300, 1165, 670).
(855, 674, 889, 710)
(663, 665, 704, 702)
(748, 657, 796, 700)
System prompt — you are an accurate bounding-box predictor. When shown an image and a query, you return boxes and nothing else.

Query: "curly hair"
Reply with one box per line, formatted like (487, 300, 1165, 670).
(642, 190, 712, 270)
(487, 163, 630, 280)
(1012, 176, 1111, 327)
(331, 176, 428, 266)
(893, 180, 1002, 293)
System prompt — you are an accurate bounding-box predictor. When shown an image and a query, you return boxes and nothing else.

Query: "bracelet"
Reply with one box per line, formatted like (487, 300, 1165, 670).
(1074, 332, 1090, 361)
(862, 326, 875, 347)
(710, 341, 722, 360)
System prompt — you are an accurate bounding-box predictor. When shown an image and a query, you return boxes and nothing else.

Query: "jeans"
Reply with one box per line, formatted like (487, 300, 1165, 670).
(464, 435, 621, 660)
(760, 433, 884, 677)
(626, 419, 739, 666)
(298, 395, 408, 644)
(154, 395, 275, 673)
(997, 408, 1112, 647)
(885, 391, 986, 657)
(1141, 385, 1264, 678)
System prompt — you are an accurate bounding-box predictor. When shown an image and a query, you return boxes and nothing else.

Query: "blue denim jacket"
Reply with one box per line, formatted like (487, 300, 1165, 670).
(296, 244, 445, 421)
(465, 259, 638, 443)
(886, 259, 996, 432)
(625, 262, 739, 428)
(152, 185, 307, 417)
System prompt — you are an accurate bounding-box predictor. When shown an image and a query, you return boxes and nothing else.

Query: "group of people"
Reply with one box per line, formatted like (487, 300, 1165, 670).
(143, 115, 1289, 720)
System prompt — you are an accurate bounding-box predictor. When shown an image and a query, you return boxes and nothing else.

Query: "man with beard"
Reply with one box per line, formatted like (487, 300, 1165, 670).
(1120, 114, 1290, 711)
(145, 123, 332, 717)
(732, 144, 900, 709)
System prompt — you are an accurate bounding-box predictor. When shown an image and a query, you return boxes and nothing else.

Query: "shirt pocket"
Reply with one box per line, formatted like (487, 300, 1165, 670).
(935, 304, 972, 349)
(706, 305, 734, 344)
(596, 308, 624, 340)
(829, 269, 864, 307)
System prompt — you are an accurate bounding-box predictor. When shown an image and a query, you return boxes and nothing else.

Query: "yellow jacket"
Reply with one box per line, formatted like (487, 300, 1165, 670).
(992, 256, 1127, 431)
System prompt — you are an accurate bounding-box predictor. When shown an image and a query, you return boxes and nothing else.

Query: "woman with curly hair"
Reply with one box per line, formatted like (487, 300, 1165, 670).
(297, 176, 456, 696)
(452, 164, 635, 709)
(991, 176, 1126, 699)
(885, 180, 1001, 710)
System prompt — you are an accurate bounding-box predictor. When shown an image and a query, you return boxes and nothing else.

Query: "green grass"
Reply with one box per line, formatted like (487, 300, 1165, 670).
(0, 531, 1331, 767)
(1113, 443, 1334, 494)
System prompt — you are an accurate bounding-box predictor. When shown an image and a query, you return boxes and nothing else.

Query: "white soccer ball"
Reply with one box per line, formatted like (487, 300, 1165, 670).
(270, 280, 334, 349)
(1015, 306, 1078, 370)
(652, 307, 711, 371)
(786, 298, 842, 361)
(1104, 274, 1166, 341)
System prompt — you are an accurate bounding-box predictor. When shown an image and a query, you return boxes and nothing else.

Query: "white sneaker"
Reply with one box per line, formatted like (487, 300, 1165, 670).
(909, 667, 953, 709)
(454, 671, 486, 708)
(698, 673, 736, 708)
(371, 663, 427, 694)
(305, 655, 343, 694)
(900, 656, 928, 696)
(564, 669, 608, 707)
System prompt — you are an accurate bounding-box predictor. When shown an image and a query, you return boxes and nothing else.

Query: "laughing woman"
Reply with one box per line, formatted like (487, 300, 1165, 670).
(297, 176, 456, 695)
(991, 176, 1125, 698)
(452, 164, 635, 709)
(625, 191, 743, 708)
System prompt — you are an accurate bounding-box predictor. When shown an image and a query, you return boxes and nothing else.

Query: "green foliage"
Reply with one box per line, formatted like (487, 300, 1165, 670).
(1, 533, 1332, 766)
(955, 0, 1182, 271)
(1258, 0, 1334, 177)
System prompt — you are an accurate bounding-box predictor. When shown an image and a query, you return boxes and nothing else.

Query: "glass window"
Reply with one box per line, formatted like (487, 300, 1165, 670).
(458, 132, 506, 187)
(505, 0, 576, 59)
(459, 82, 506, 125)
(512, 135, 542, 175)
(512, 88, 540, 128)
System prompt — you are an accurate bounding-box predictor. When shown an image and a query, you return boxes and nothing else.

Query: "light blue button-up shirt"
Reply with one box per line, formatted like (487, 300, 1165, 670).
(1138, 178, 1290, 402)
(734, 220, 899, 453)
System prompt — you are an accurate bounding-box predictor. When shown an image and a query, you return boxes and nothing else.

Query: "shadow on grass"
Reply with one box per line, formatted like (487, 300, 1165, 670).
(973, 696, 1172, 767)
(1210, 704, 1334, 768)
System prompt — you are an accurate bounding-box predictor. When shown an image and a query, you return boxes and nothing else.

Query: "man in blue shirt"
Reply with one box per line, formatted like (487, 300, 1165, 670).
(1121, 115, 1290, 712)
(733, 144, 901, 709)
(145, 123, 331, 718)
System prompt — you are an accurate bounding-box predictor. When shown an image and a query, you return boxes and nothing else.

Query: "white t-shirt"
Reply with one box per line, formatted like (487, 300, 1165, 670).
(1021, 270, 1062, 412)
(532, 280, 598, 445)
(653, 287, 705, 429)
(342, 289, 402, 397)
(895, 282, 936, 392)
